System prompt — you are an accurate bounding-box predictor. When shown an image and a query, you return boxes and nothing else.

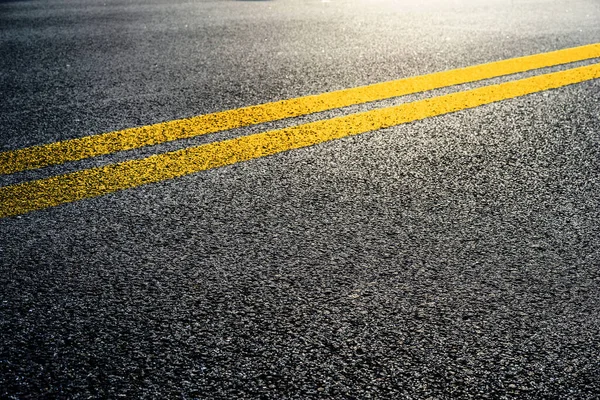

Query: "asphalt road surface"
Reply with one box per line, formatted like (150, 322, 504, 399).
(1, 0, 600, 398)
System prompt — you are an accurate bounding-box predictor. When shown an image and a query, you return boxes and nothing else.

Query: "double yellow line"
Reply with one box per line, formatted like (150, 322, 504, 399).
(1, 43, 600, 218)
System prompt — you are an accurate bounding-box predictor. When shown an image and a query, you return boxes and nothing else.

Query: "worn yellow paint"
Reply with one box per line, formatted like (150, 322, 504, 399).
(1, 63, 598, 218)
(2, 43, 600, 175)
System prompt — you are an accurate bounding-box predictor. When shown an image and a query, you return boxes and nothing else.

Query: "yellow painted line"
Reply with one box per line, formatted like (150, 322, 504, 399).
(2, 43, 600, 175)
(1, 63, 598, 219)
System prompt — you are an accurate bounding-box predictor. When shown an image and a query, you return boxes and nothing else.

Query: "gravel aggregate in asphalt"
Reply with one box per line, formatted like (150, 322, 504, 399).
(1, 0, 600, 398)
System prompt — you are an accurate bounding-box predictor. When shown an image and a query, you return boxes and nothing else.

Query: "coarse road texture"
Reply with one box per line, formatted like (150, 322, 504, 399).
(1, 0, 600, 399)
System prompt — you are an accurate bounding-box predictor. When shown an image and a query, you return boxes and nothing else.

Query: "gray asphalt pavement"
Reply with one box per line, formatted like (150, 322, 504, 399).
(1, 0, 600, 398)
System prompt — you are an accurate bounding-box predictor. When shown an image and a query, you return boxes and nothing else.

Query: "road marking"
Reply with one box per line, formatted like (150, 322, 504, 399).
(1, 43, 600, 175)
(1, 63, 598, 219)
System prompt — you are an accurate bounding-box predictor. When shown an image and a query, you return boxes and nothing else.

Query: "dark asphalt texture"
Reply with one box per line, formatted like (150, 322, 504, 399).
(1, 0, 600, 399)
